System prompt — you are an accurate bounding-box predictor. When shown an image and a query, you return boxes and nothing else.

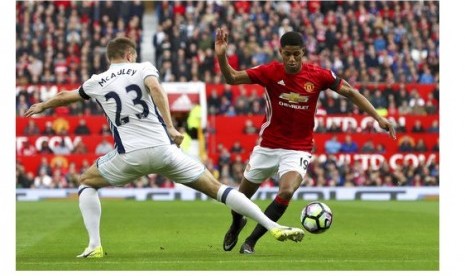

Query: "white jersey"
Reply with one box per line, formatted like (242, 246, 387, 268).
(78, 62, 172, 153)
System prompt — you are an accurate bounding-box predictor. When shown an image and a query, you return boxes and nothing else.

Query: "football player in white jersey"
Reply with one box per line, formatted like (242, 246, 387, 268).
(24, 37, 304, 258)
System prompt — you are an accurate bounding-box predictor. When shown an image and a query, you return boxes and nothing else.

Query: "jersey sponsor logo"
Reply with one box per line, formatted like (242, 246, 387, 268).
(278, 101, 310, 110)
(304, 82, 315, 93)
(277, 80, 286, 86)
(279, 92, 309, 103)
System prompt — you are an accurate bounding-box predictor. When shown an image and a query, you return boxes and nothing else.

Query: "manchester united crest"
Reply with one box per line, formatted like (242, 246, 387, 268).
(304, 82, 314, 92)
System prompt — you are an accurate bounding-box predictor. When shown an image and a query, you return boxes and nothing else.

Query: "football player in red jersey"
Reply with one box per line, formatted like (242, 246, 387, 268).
(215, 28, 396, 254)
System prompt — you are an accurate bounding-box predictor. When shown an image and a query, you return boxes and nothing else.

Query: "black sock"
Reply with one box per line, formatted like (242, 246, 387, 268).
(231, 210, 244, 228)
(245, 196, 289, 247)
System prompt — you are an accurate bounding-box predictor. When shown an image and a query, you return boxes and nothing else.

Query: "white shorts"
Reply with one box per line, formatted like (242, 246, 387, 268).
(243, 146, 312, 184)
(97, 144, 205, 186)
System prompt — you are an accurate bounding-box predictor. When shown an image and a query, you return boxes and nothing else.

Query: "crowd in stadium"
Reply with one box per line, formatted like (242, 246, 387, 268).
(16, 1, 439, 189)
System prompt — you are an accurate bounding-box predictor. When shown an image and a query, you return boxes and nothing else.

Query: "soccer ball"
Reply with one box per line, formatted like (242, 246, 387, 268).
(300, 201, 333, 234)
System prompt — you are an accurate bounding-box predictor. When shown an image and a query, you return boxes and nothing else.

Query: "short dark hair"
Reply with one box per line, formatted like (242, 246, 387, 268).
(106, 37, 137, 60)
(280, 31, 304, 47)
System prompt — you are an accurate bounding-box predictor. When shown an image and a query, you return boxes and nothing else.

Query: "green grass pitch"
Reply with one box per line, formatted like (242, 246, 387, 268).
(16, 199, 439, 271)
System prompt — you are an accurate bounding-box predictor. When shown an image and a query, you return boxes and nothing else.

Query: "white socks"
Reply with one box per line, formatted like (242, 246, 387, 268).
(217, 185, 280, 230)
(78, 184, 101, 249)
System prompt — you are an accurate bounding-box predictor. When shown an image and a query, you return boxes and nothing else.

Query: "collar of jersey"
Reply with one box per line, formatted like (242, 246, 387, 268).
(110, 63, 131, 67)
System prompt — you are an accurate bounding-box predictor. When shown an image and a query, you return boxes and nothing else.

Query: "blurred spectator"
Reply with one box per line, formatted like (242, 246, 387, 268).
(414, 139, 428, 153)
(52, 117, 70, 135)
(230, 141, 244, 154)
(50, 169, 68, 189)
(23, 120, 40, 136)
(409, 89, 426, 115)
(80, 159, 91, 174)
(65, 162, 80, 188)
(36, 157, 52, 177)
(340, 135, 358, 153)
(396, 120, 407, 133)
(100, 124, 112, 135)
(42, 121, 56, 135)
(362, 120, 377, 134)
(398, 136, 415, 153)
(428, 120, 439, 133)
(432, 138, 439, 152)
(326, 121, 342, 133)
(419, 66, 435, 84)
(16, 161, 34, 188)
(19, 140, 37, 156)
(375, 144, 386, 154)
(33, 168, 52, 189)
(411, 120, 425, 133)
(74, 118, 91, 135)
(324, 136, 341, 154)
(39, 140, 54, 154)
(370, 89, 387, 109)
(53, 139, 72, 155)
(360, 139, 376, 153)
(207, 89, 221, 115)
(72, 140, 88, 154)
(344, 121, 359, 133)
(17, 94, 29, 116)
(243, 119, 258, 135)
(230, 155, 245, 184)
(424, 99, 438, 114)
(397, 100, 412, 116)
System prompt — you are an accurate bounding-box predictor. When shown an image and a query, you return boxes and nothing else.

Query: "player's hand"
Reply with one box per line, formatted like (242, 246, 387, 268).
(167, 126, 184, 147)
(378, 117, 397, 140)
(24, 103, 45, 117)
(215, 28, 228, 57)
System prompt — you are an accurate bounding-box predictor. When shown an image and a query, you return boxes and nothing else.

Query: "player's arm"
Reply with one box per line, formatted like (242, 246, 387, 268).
(145, 75, 184, 146)
(335, 79, 396, 139)
(24, 90, 83, 117)
(215, 28, 252, 85)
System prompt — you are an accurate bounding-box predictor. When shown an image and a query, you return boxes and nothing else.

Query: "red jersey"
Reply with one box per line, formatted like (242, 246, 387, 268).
(246, 61, 341, 152)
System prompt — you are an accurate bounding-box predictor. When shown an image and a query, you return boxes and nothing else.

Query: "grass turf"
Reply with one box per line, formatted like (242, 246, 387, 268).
(16, 199, 439, 271)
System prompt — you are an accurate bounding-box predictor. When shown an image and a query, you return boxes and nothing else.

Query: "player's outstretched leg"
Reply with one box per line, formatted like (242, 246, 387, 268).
(215, 185, 304, 245)
(223, 214, 247, 251)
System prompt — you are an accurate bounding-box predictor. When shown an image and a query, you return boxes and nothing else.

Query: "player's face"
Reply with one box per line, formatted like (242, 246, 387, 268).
(280, 46, 304, 74)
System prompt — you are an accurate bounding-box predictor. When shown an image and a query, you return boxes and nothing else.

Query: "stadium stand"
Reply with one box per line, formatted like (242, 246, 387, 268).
(16, 1, 439, 188)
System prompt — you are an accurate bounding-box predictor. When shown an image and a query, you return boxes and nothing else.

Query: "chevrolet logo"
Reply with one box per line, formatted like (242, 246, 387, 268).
(279, 92, 309, 103)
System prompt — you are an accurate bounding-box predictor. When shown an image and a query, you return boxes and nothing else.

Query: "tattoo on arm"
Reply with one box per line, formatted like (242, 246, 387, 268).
(336, 80, 356, 98)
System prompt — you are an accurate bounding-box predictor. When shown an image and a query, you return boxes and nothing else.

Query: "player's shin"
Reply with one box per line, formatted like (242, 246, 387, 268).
(216, 185, 280, 230)
(78, 184, 102, 249)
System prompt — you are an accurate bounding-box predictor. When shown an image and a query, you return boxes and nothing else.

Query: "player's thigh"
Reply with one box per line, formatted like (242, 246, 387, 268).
(96, 149, 148, 186)
(277, 149, 311, 185)
(149, 145, 205, 184)
(243, 146, 279, 184)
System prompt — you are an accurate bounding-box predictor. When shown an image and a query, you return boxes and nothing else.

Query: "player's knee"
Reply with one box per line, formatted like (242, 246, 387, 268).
(277, 187, 295, 200)
(78, 173, 89, 185)
(79, 172, 96, 186)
